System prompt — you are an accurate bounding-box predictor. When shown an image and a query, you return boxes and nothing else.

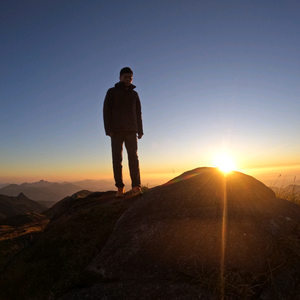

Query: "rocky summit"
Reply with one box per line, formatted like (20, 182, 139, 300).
(3, 167, 300, 300)
(82, 167, 300, 300)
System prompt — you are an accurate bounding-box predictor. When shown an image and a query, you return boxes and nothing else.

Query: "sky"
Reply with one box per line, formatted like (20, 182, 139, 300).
(1, 0, 300, 187)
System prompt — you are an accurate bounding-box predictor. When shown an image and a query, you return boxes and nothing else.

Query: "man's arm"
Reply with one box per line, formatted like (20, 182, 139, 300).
(136, 94, 143, 139)
(103, 89, 113, 136)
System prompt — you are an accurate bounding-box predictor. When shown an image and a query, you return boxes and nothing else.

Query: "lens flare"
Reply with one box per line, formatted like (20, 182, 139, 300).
(215, 154, 235, 173)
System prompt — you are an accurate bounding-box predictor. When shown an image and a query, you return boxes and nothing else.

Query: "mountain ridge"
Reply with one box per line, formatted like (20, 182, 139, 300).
(0, 193, 47, 220)
(0, 181, 85, 203)
(0, 179, 116, 203)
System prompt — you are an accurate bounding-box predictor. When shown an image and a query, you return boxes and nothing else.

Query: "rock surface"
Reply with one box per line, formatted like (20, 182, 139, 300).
(59, 280, 213, 300)
(44, 190, 117, 221)
(82, 167, 300, 299)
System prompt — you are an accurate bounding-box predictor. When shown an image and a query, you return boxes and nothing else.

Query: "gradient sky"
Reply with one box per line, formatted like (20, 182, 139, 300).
(1, 0, 300, 186)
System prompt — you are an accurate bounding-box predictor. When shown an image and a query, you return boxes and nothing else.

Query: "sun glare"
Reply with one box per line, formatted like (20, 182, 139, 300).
(215, 154, 235, 173)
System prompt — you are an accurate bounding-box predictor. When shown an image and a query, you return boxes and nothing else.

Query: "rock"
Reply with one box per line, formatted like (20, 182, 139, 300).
(84, 167, 300, 298)
(58, 281, 213, 300)
(44, 191, 117, 221)
(0, 212, 47, 226)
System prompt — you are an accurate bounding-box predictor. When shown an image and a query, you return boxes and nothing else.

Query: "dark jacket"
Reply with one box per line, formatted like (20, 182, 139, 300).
(103, 81, 143, 136)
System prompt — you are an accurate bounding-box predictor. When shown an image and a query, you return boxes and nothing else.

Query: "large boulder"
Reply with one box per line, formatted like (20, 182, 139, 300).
(85, 167, 300, 298)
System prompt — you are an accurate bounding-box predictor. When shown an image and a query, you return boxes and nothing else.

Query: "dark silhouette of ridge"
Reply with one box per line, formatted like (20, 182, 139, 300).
(0, 193, 47, 220)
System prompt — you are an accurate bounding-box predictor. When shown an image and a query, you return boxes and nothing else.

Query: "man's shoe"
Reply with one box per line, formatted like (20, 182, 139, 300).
(116, 187, 125, 197)
(132, 186, 143, 196)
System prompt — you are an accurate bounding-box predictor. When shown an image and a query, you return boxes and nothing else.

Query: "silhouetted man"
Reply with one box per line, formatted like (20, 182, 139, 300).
(103, 67, 143, 197)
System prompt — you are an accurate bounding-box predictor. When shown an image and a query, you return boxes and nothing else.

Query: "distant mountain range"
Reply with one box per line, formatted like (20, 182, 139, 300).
(0, 180, 83, 203)
(285, 184, 300, 193)
(0, 193, 47, 220)
(0, 179, 115, 205)
(270, 184, 300, 198)
(0, 183, 9, 189)
(71, 179, 115, 191)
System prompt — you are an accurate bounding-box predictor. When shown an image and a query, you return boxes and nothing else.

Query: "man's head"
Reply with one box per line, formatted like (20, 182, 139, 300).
(119, 67, 133, 87)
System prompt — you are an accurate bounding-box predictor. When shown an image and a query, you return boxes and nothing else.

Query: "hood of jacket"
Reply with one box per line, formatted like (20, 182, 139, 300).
(115, 81, 136, 90)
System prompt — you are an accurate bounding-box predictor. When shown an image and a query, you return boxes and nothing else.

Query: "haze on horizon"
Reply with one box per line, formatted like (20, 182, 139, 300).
(1, 1, 300, 188)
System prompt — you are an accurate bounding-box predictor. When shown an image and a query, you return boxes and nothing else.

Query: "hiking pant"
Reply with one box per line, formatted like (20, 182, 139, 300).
(111, 131, 141, 188)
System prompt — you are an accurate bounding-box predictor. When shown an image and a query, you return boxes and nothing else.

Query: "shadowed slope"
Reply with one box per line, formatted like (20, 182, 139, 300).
(0, 190, 140, 300)
(0, 193, 47, 220)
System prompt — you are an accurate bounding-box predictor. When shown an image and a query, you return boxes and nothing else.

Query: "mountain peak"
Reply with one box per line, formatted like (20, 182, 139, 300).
(17, 192, 27, 198)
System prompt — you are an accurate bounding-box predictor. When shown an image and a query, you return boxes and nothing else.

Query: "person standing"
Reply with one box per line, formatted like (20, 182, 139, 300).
(103, 67, 143, 197)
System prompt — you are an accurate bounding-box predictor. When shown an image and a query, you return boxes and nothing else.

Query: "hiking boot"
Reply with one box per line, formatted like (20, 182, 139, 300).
(132, 186, 143, 196)
(116, 187, 125, 197)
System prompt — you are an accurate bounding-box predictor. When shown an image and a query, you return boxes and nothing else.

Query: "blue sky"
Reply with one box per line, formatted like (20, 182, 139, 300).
(1, 0, 300, 186)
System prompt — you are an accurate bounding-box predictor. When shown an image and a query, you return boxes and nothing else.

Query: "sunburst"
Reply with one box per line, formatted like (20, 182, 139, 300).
(214, 153, 235, 173)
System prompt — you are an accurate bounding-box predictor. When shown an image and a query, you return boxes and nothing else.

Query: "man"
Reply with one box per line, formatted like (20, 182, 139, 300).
(103, 67, 143, 197)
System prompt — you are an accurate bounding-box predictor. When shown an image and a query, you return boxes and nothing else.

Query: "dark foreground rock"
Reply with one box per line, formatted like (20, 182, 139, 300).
(80, 167, 300, 300)
(59, 280, 213, 300)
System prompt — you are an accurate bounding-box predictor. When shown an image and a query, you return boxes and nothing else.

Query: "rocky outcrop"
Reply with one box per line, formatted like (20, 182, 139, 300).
(3, 167, 300, 300)
(84, 167, 300, 299)
(44, 190, 117, 221)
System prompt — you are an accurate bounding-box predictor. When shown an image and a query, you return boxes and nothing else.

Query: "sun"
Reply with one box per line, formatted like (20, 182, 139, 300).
(214, 153, 235, 173)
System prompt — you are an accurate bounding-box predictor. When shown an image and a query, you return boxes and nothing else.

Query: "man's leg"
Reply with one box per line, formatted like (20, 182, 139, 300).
(125, 132, 141, 188)
(111, 133, 125, 188)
